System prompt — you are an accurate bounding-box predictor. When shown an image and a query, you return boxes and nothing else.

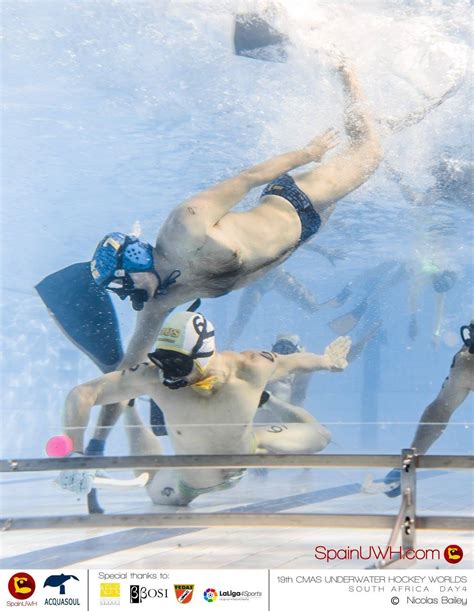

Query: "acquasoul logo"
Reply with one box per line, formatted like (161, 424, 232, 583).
(444, 545, 463, 564)
(8, 573, 36, 600)
(203, 588, 218, 603)
(43, 573, 79, 595)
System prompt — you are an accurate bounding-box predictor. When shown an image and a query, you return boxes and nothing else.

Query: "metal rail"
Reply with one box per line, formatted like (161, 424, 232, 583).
(1, 513, 473, 531)
(1, 453, 472, 473)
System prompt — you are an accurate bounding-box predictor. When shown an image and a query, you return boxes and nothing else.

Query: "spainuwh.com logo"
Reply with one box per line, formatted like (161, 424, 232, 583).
(314, 544, 463, 564)
(8, 573, 36, 600)
(444, 545, 463, 564)
(203, 588, 218, 603)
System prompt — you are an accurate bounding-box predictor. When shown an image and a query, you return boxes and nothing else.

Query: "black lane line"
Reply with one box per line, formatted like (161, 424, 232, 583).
(0, 470, 447, 569)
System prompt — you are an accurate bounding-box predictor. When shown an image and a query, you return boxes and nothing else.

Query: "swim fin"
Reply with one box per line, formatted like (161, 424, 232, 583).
(35, 262, 123, 373)
(319, 284, 353, 309)
(234, 10, 289, 63)
(347, 320, 382, 363)
(328, 299, 368, 335)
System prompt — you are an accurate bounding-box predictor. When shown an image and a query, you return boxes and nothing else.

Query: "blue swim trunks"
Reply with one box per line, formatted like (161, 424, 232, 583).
(261, 174, 321, 243)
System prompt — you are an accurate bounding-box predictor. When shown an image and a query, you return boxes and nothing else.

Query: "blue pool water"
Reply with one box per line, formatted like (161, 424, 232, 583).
(1, 0, 472, 460)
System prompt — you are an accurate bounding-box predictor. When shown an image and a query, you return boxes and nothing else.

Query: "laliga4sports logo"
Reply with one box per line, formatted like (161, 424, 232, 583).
(203, 588, 218, 603)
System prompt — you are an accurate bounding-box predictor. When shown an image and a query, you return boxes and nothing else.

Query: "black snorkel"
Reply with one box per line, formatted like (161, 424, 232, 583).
(108, 269, 182, 312)
(154, 269, 181, 296)
(460, 322, 474, 354)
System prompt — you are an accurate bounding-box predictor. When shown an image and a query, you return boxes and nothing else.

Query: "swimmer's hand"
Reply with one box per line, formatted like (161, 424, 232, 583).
(304, 128, 340, 162)
(322, 336, 351, 371)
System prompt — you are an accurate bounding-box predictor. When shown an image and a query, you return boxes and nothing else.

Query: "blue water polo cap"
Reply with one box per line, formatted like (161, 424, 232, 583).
(91, 232, 154, 287)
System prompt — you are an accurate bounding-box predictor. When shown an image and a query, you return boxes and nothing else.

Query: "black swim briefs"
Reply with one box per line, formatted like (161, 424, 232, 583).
(261, 173, 321, 242)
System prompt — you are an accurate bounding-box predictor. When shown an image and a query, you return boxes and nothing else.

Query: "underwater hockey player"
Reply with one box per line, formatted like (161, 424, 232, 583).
(60, 310, 351, 505)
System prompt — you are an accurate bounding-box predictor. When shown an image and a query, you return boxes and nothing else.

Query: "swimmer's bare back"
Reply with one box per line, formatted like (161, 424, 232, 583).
(88, 62, 381, 444)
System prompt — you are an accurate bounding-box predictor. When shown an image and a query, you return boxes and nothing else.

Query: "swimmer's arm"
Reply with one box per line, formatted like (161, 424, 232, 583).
(172, 131, 339, 228)
(296, 64, 382, 203)
(269, 336, 351, 379)
(122, 303, 172, 367)
(227, 283, 265, 349)
(63, 365, 156, 452)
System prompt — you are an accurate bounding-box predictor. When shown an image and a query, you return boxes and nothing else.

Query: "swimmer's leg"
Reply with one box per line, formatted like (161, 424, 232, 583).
(273, 268, 319, 313)
(90, 403, 124, 448)
(123, 401, 163, 459)
(227, 281, 266, 349)
(254, 395, 331, 453)
(293, 62, 382, 223)
(123, 403, 188, 505)
(347, 320, 382, 363)
(123, 405, 235, 506)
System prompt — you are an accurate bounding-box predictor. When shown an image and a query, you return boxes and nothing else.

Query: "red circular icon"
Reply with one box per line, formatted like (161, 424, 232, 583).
(444, 545, 463, 564)
(8, 573, 36, 600)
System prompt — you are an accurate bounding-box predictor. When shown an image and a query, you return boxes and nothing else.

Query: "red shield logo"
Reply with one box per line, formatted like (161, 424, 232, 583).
(174, 584, 194, 604)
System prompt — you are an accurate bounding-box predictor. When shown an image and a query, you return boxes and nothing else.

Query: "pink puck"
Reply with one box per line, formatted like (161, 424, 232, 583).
(45, 435, 73, 457)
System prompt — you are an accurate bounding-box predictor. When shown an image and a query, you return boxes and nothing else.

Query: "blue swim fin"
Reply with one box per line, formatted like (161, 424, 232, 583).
(328, 299, 368, 335)
(35, 262, 123, 373)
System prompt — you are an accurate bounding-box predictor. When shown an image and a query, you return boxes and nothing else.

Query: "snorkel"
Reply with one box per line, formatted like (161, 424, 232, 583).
(460, 321, 474, 354)
(90, 232, 181, 311)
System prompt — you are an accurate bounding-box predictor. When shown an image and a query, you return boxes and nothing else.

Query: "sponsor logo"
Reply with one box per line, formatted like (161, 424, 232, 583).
(203, 588, 218, 603)
(129, 585, 168, 603)
(43, 574, 79, 595)
(314, 545, 442, 562)
(42, 574, 80, 606)
(174, 585, 194, 604)
(100, 583, 120, 606)
(444, 545, 463, 564)
(215, 589, 263, 602)
(8, 573, 36, 600)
